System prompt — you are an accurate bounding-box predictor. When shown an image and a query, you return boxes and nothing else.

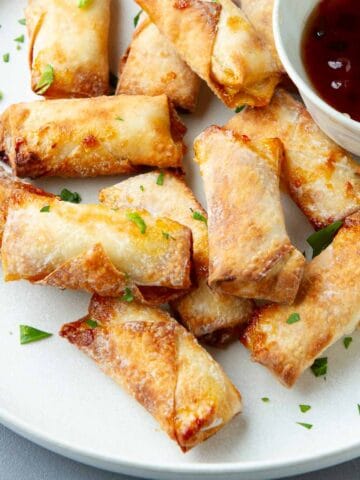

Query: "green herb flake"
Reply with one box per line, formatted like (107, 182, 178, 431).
(20, 325, 52, 345)
(191, 208, 207, 225)
(121, 287, 134, 303)
(18, 18, 26, 25)
(133, 10, 143, 27)
(162, 231, 175, 240)
(261, 397, 270, 403)
(286, 312, 300, 324)
(296, 422, 313, 430)
(35, 64, 54, 95)
(60, 188, 81, 204)
(86, 319, 98, 328)
(78, 0, 93, 7)
(156, 171, 165, 186)
(40, 205, 50, 212)
(343, 336, 352, 350)
(0, 91, 3, 101)
(127, 212, 146, 234)
(16, 45, 21, 51)
(140, 185, 145, 192)
(311, 357, 328, 377)
(299, 404, 311, 413)
(307, 221, 343, 258)
(357, 404, 360, 415)
(14, 34, 25, 43)
(115, 116, 124, 121)
(235, 105, 246, 113)
(3, 53, 10, 63)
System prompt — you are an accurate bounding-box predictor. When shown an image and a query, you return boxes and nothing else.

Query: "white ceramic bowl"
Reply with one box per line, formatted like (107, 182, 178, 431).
(273, 0, 360, 156)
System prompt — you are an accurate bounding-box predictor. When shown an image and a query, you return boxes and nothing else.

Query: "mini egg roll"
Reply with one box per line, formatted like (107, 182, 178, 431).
(60, 295, 242, 451)
(194, 126, 305, 304)
(1, 189, 192, 303)
(26, 0, 110, 97)
(242, 212, 360, 387)
(0, 95, 186, 178)
(136, 0, 281, 107)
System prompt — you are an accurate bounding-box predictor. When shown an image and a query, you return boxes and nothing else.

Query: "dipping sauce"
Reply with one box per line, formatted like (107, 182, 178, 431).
(302, 0, 360, 122)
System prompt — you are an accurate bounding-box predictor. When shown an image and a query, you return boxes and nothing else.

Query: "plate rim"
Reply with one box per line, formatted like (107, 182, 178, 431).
(1, 405, 360, 479)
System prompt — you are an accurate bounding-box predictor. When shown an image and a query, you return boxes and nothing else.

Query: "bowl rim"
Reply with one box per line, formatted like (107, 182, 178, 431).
(273, 0, 360, 132)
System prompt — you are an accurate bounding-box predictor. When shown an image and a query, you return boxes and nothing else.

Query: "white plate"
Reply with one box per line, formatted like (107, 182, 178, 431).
(0, 1, 359, 479)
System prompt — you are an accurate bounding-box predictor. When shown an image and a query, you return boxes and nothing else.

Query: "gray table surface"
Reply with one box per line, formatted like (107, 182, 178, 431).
(0, 424, 359, 480)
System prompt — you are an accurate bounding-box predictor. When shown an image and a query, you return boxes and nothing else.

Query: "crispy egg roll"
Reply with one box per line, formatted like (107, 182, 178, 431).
(194, 126, 305, 304)
(0, 95, 186, 178)
(99, 171, 253, 339)
(226, 89, 360, 229)
(136, 0, 281, 108)
(118, 19, 201, 112)
(60, 295, 242, 451)
(26, 0, 110, 98)
(242, 212, 360, 387)
(240, 0, 283, 71)
(1, 189, 192, 302)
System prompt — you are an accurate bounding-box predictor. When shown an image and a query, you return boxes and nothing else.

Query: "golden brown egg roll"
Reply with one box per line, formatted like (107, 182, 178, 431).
(1, 189, 192, 303)
(136, 0, 281, 108)
(0, 95, 186, 178)
(226, 89, 360, 229)
(118, 19, 201, 112)
(242, 212, 360, 387)
(60, 295, 242, 451)
(240, 0, 283, 71)
(26, 0, 110, 98)
(194, 126, 305, 304)
(99, 171, 253, 339)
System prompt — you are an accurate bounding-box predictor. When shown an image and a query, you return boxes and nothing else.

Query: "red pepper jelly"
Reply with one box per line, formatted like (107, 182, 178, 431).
(302, 0, 360, 122)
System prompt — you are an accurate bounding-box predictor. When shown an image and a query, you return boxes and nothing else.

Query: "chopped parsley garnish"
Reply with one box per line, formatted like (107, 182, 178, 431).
(122, 287, 134, 303)
(35, 64, 54, 94)
(40, 205, 50, 212)
(16, 45, 21, 51)
(190, 208, 207, 225)
(86, 319, 98, 328)
(115, 116, 124, 121)
(20, 325, 52, 345)
(286, 313, 300, 324)
(299, 404, 311, 413)
(307, 221, 343, 258)
(162, 231, 175, 240)
(358, 404, 360, 415)
(60, 188, 81, 204)
(0, 91, 3, 101)
(14, 34, 24, 43)
(18, 18, 26, 25)
(296, 422, 313, 430)
(3, 53, 9, 63)
(261, 397, 270, 403)
(127, 212, 146, 234)
(133, 10, 143, 27)
(343, 337, 352, 350)
(78, 0, 93, 7)
(235, 105, 246, 113)
(311, 357, 327, 377)
(140, 185, 145, 192)
(156, 171, 165, 186)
